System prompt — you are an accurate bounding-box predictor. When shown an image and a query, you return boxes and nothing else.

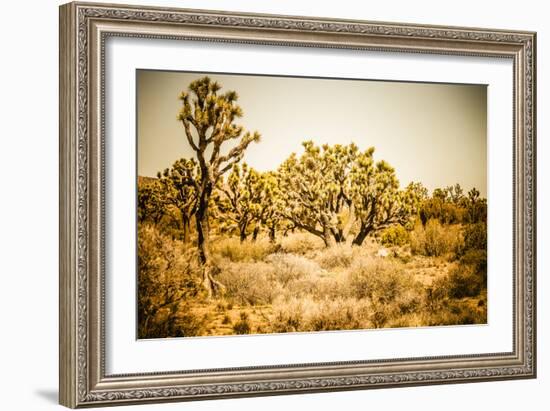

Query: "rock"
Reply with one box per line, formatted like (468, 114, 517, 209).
(376, 248, 389, 258)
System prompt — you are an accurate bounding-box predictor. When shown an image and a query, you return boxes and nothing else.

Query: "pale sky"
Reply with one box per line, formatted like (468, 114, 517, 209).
(137, 70, 487, 196)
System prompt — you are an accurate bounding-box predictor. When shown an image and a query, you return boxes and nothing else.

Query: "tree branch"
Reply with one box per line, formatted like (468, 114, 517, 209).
(181, 119, 199, 152)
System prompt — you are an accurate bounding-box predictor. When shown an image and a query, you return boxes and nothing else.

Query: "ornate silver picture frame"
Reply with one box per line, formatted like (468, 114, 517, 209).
(59, 1, 536, 408)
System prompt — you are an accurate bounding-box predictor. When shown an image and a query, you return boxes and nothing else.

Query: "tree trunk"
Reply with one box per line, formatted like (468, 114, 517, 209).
(239, 223, 248, 242)
(323, 226, 336, 247)
(181, 215, 190, 243)
(252, 225, 260, 241)
(332, 229, 345, 243)
(269, 225, 276, 243)
(342, 202, 355, 240)
(196, 197, 210, 266)
(352, 223, 371, 246)
(195, 186, 224, 298)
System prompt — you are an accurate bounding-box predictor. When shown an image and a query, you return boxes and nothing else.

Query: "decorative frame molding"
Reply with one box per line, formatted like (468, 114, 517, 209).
(59, 2, 536, 408)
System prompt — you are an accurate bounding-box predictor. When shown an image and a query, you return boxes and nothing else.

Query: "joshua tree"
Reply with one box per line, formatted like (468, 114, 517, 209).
(157, 158, 199, 243)
(137, 178, 167, 225)
(177, 76, 260, 296)
(214, 163, 264, 242)
(251, 171, 282, 242)
(278, 141, 358, 247)
(445, 183, 465, 205)
(278, 141, 419, 247)
(349, 152, 421, 246)
(466, 187, 487, 224)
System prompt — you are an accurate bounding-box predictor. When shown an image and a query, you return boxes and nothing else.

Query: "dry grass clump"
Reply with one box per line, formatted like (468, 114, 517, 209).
(232, 312, 252, 334)
(269, 297, 371, 333)
(314, 243, 354, 269)
(432, 260, 486, 300)
(266, 253, 322, 285)
(294, 274, 344, 300)
(346, 257, 417, 300)
(422, 298, 487, 326)
(443, 265, 485, 299)
(218, 253, 325, 305)
(344, 256, 423, 328)
(410, 219, 463, 257)
(217, 261, 279, 305)
(279, 232, 325, 255)
(211, 237, 277, 262)
(170, 305, 212, 337)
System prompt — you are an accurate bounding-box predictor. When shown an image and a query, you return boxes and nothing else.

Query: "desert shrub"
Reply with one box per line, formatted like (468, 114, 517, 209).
(279, 232, 325, 255)
(270, 298, 305, 333)
(420, 198, 467, 225)
(137, 224, 204, 338)
(344, 257, 423, 328)
(410, 219, 463, 257)
(379, 225, 410, 247)
(386, 314, 420, 329)
(142, 303, 210, 338)
(211, 237, 276, 262)
(217, 261, 278, 305)
(393, 248, 413, 264)
(267, 253, 322, 286)
(233, 312, 251, 334)
(460, 249, 487, 278)
(221, 314, 231, 325)
(315, 243, 354, 269)
(423, 299, 487, 326)
(298, 275, 345, 300)
(173, 307, 211, 337)
(346, 257, 416, 301)
(306, 298, 369, 331)
(269, 297, 370, 333)
(442, 265, 485, 299)
(463, 222, 487, 251)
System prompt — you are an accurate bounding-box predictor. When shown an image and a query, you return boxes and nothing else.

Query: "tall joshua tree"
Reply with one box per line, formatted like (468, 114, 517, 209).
(177, 76, 260, 296)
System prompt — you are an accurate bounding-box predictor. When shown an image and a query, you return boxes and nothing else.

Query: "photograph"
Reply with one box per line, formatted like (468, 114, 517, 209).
(136, 70, 488, 339)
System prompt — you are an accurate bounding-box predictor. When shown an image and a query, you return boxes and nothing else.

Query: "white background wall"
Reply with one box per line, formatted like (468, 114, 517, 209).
(0, 0, 546, 410)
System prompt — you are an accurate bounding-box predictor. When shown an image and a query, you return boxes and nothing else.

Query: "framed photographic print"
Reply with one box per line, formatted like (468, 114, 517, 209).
(59, 1, 537, 408)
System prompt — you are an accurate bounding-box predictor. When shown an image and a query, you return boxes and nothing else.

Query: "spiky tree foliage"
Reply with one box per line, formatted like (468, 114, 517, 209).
(137, 178, 167, 225)
(409, 182, 429, 203)
(349, 152, 421, 245)
(213, 166, 283, 242)
(445, 183, 465, 205)
(157, 158, 200, 243)
(466, 187, 487, 224)
(177, 76, 260, 296)
(278, 141, 360, 247)
(252, 171, 283, 242)
(214, 163, 265, 242)
(278, 141, 420, 247)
